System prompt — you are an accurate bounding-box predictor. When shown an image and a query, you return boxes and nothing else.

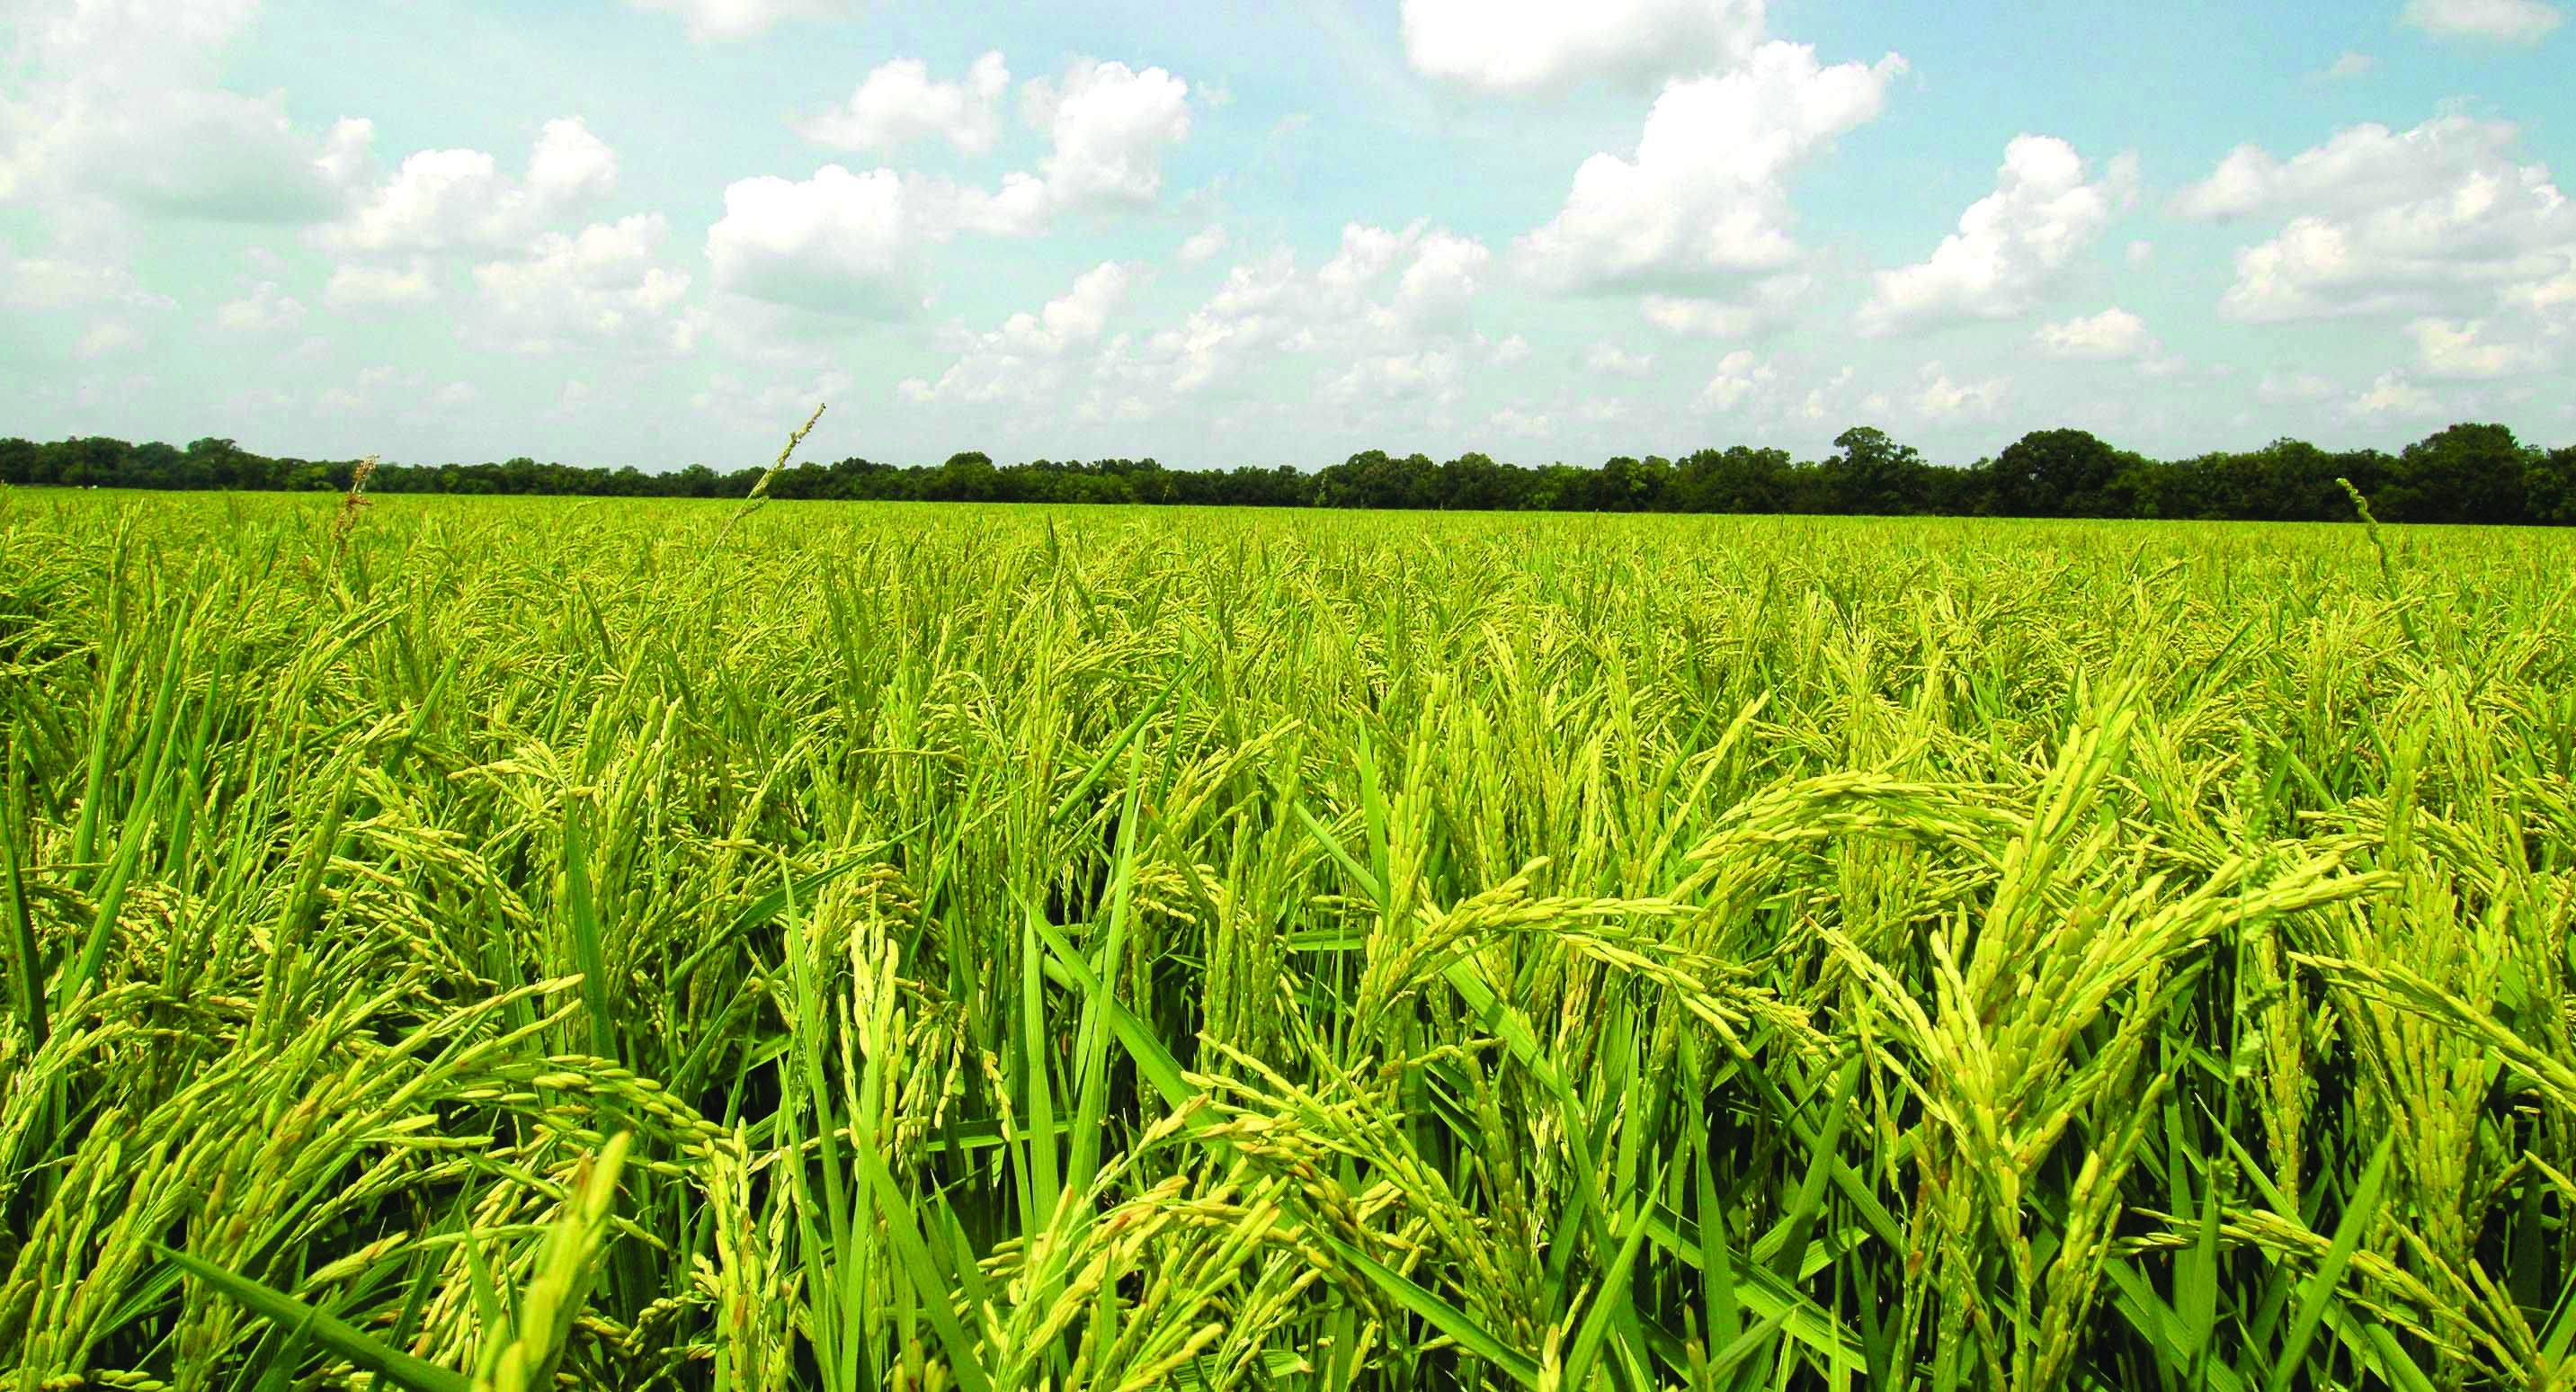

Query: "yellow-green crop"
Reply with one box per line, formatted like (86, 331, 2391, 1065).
(2, 488, 2572, 1390)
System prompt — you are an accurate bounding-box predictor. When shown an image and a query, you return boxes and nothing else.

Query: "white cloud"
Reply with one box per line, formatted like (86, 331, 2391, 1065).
(2408, 317, 2548, 377)
(2350, 370, 2439, 416)
(883, 58, 1199, 238)
(75, 320, 142, 359)
(0, 3, 372, 225)
(1487, 334, 1533, 365)
(471, 214, 693, 352)
(219, 385, 299, 416)
(1024, 59, 1193, 210)
(1100, 225, 1491, 405)
(624, 0, 864, 40)
(2317, 50, 2379, 78)
(1159, 248, 1303, 393)
(1400, 0, 1768, 94)
(2126, 239, 2154, 265)
(704, 164, 923, 315)
(2033, 307, 2152, 360)
(691, 366, 857, 435)
(1857, 136, 2137, 335)
(1388, 230, 1490, 331)
(318, 118, 618, 255)
(1798, 367, 1857, 423)
(797, 52, 1011, 155)
(325, 262, 438, 308)
(1698, 349, 1774, 410)
(32, 95, 362, 224)
(527, 118, 619, 209)
(1516, 43, 1906, 293)
(2508, 267, 2576, 322)
(2174, 114, 2576, 323)
(2258, 369, 2339, 402)
(314, 361, 432, 416)
(1177, 225, 1229, 263)
(1323, 348, 1465, 408)
(1313, 220, 1494, 335)
(1490, 406, 1555, 437)
(1639, 272, 1813, 337)
(1911, 363, 2010, 420)
(2400, 0, 2563, 43)
(1319, 223, 1414, 290)
(1585, 342, 1655, 377)
(214, 280, 307, 332)
(0, 244, 173, 311)
(899, 261, 1137, 404)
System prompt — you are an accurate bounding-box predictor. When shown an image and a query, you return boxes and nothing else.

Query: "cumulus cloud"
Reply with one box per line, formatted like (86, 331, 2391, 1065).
(1639, 272, 1813, 337)
(703, 165, 923, 315)
(1584, 342, 1655, 377)
(1386, 230, 1491, 332)
(214, 280, 308, 332)
(325, 262, 438, 308)
(1911, 363, 2010, 420)
(691, 366, 859, 435)
(1698, 349, 1774, 410)
(2317, 50, 2379, 78)
(75, 320, 143, 359)
(1068, 221, 1493, 417)
(1323, 348, 1466, 409)
(898, 261, 1137, 404)
(2033, 307, 2152, 360)
(472, 214, 693, 352)
(2350, 370, 2439, 416)
(1177, 225, 1229, 263)
(1157, 248, 1304, 393)
(1857, 136, 2137, 335)
(2408, 317, 2549, 377)
(317, 118, 619, 255)
(1515, 43, 1906, 293)
(1400, 0, 1768, 94)
(2400, 0, 2563, 43)
(797, 52, 1011, 155)
(0, 1, 367, 221)
(780, 57, 1199, 245)
(2174, 114, 2576, 324)
(1489, 406, 1555, 437)
(0, 243, 174, 311)
(316, 361, 432, 415)
(1023, 59, 1193, 210)
(625, 0, 865, 40)
(2257, 370, 2338, 403)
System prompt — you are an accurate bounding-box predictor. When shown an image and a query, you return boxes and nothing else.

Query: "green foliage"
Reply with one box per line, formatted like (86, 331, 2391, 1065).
(1, 490, 2572, 1390)
(4, 420, 2566, 524)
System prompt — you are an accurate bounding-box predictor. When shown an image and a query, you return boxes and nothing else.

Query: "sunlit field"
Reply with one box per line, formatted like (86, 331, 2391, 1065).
(4, 488, 2573, 1390)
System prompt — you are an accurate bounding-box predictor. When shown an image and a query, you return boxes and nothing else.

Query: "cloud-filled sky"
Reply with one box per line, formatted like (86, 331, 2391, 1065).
(3, 0, 2572, 470)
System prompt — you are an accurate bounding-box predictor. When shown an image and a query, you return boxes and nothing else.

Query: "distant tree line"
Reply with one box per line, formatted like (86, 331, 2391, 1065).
(4, 423, 2572, 524)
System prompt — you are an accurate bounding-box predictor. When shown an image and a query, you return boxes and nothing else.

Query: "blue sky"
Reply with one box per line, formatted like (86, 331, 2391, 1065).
(3, 0, 2571, 472)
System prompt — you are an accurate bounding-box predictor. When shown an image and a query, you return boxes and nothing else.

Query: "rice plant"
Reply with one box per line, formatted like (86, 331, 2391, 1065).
(1, 486, 2571, 1389)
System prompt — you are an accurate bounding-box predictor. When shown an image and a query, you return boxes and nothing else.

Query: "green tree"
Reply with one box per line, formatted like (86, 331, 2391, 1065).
(2381, 423, 2529, 524)
(2526, 445, 2576, 526)
(1826, 426, 1927, 515)
(1988, 428, 2126, 517)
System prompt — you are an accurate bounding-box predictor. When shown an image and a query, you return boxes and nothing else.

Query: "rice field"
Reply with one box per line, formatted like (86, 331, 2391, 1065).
(3, 487, 2573, 1391)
